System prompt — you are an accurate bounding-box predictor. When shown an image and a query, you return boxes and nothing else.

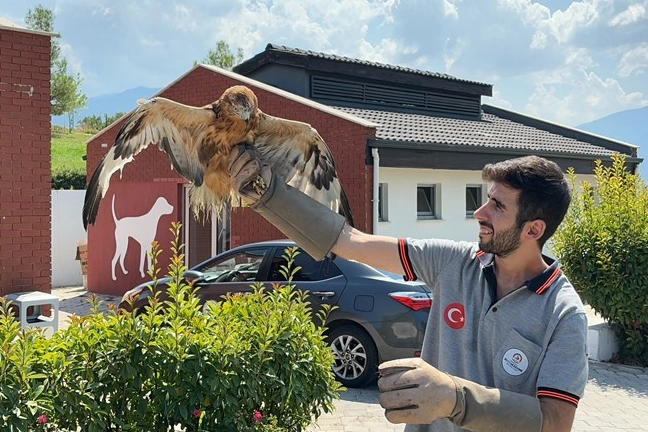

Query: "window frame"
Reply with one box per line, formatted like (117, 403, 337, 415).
(416, 184, 440, 220)
(465, 184, 486, 218)
(378, 182, 389, 222)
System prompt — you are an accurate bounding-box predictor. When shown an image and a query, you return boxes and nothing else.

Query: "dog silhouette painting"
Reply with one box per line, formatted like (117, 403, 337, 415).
(110, 195, 174, 280)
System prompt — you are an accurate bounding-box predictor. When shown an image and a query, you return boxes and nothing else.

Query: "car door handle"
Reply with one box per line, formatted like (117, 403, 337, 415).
(312, 291, 336, 299)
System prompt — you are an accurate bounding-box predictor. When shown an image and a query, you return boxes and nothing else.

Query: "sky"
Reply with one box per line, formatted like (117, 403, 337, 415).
(1, 0, 647, 127)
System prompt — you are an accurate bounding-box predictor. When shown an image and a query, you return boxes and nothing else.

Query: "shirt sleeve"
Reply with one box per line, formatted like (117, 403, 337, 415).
(400, 237, 476, 284)
(536, 312, 589, 406)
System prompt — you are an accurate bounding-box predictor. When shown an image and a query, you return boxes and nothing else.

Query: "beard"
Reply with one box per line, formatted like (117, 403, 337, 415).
(478, 222, 523, 258)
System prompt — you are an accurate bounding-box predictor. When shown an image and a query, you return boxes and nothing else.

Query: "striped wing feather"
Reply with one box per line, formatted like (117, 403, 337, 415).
(83, 97, 215, 228)
(254, 113, 355, 226)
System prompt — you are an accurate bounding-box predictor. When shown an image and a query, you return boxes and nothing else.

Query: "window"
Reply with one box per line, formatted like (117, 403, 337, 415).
(466, 185, 485, 217)
(196, 247, 269, 282)
(378, 183, 389, 222)
(417, 185, 439, 219)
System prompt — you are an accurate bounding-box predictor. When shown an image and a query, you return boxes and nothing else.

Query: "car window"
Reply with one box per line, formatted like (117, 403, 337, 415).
(268, 248, 342, 282)
(197, 248, 268, 282)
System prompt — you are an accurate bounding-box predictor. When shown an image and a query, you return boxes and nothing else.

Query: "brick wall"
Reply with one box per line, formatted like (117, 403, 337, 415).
(0, 27, 52, 296)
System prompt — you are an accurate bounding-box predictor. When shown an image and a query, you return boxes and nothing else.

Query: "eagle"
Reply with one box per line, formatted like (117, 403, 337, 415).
(82, 85, 354, 230)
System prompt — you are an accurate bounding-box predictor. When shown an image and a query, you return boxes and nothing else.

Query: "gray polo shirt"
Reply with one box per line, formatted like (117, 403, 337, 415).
(399, 238, 588, 432)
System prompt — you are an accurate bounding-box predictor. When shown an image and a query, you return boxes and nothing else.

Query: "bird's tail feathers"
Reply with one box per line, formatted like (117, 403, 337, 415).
(189, 184, 227, 222)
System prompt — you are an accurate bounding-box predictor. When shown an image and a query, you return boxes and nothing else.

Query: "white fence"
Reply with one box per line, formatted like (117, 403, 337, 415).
(52, 190, 86, 287)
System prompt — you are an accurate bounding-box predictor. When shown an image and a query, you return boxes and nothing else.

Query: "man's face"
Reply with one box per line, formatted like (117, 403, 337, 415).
(473, 183, 524, 257)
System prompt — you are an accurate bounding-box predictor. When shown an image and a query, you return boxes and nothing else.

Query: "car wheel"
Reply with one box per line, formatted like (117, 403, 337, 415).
(327, 324, 379, 388)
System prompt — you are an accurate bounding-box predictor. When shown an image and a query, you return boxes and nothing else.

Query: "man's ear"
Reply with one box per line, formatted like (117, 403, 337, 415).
(525, 219, 546, 241)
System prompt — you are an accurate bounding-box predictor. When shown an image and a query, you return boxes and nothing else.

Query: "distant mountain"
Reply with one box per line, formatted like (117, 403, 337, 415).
(52, 86, 162, 128)
(577, 106, 648, 180)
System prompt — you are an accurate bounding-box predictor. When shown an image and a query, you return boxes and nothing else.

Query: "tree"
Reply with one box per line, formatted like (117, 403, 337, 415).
(78, 112, 126, 133)
(25, 6, 59, 61)
(552, 154, 648, 366)
(196, 40, 244, 70)
(25, 6, 87, 129)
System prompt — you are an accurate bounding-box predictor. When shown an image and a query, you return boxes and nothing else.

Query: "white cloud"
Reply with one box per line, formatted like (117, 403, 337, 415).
(1, 0, 646, 126)
(544, 1, 601, 44)
(525, 67, 647, 124)
(609, 3, 645, 26)
(618, 43, 648, 77)
(442, 0, 459, 18)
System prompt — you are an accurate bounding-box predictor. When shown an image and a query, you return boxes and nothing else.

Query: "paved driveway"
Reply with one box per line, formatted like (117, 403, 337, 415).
(306, 361, 648, 432)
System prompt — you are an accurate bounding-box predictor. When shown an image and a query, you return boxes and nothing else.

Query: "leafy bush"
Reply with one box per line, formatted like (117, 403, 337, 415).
(0, 222, 341, 430)
(52, 168, 86, 190)
(0, 301, 52, 431)
(553, 154, 648, 366)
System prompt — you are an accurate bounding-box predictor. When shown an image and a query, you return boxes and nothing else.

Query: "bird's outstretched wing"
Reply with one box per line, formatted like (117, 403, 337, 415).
(82, 97, 214, 229)
(253, 112, 355, 226)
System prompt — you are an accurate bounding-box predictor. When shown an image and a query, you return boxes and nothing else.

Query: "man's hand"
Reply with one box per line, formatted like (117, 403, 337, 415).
(228, 144, 272, 203)
(378, 358, 458, 424)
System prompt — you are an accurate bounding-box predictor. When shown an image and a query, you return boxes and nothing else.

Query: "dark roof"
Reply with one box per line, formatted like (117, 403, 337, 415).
(334, 105, 638, 159)
(234, 43, 492, 97)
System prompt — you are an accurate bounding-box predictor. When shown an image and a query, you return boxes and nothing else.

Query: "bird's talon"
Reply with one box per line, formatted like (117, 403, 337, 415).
(252, 175, 267, 195)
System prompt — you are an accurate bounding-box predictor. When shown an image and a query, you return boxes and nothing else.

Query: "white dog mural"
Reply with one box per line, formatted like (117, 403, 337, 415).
(110, 195, 174, 280)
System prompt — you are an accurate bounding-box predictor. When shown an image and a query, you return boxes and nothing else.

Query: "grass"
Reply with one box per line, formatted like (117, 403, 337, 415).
(51, 129, 91, 173)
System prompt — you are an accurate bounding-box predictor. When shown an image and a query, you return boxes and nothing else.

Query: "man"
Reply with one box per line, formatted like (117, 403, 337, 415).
(229, 147, 588, 432)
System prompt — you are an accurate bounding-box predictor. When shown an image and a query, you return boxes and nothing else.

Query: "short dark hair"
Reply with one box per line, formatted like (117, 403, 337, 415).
(481, 155, 571, 247)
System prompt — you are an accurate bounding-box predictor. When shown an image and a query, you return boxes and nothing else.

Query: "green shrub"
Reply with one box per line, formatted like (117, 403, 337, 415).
(553, 154, 648, 366)
(0, 301, 53, 431)
(52, 168, 86, 190)
(0, 222, 341, 431)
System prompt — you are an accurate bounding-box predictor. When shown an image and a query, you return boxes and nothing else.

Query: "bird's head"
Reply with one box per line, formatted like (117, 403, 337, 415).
(219, 85, 258, 125)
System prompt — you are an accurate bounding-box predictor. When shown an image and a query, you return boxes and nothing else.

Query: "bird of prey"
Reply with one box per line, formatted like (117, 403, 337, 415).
(82, 85, 354, 230)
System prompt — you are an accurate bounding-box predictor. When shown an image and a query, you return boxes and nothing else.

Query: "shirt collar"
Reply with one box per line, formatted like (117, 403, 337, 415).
(476, 251, 562, 295)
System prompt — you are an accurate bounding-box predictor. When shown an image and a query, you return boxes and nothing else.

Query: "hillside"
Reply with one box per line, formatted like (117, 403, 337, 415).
(52, 131, 90, 173)
(53, 86, 162, 128)
(577, 106, 648, 180)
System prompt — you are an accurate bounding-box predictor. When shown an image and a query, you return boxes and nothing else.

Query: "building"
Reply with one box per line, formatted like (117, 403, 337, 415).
(85, 44, 641, 295)
(0, 18, 53, 296)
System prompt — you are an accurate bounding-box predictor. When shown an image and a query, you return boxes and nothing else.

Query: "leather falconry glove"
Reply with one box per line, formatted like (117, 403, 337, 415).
(378, 358, 542, 432)
(228, 144, 346, 261)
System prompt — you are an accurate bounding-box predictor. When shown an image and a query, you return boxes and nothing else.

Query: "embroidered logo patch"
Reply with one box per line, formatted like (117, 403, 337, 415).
(502, 348, 529, 376)
(444, 303, 465, 329)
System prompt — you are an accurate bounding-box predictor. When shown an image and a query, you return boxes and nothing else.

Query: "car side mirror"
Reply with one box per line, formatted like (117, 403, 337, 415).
(184, 270, 205, 284)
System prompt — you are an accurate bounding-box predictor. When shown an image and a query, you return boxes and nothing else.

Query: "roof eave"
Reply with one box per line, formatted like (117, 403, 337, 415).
(482, 104, 640, 156)
(234, 44, 493, 97)
(371, 139, 643, 165)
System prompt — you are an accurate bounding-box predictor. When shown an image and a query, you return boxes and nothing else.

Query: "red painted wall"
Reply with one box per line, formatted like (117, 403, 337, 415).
(86, 66, 375, 295)
(0, 28, 52, 296)
(86, 181, 180, 296)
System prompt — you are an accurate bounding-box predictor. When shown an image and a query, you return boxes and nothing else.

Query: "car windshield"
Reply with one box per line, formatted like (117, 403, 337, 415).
(196, 248, 268, 281)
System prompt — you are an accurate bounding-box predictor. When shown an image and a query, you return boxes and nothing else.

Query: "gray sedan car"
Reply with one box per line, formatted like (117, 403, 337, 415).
(119, 240, 432, 388)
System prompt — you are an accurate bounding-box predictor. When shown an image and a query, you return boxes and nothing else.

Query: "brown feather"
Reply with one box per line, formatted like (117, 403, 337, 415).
(83, 85, 354, 229)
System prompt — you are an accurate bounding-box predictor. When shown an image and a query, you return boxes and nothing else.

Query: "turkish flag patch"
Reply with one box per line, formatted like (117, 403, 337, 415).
(444, 303, 465, 330)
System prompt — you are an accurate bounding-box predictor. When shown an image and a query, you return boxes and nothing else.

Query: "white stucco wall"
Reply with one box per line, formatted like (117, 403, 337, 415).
(52, 190, 86, 287)
(377, 167, 483, 241)
(375, 166, 596, 250)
